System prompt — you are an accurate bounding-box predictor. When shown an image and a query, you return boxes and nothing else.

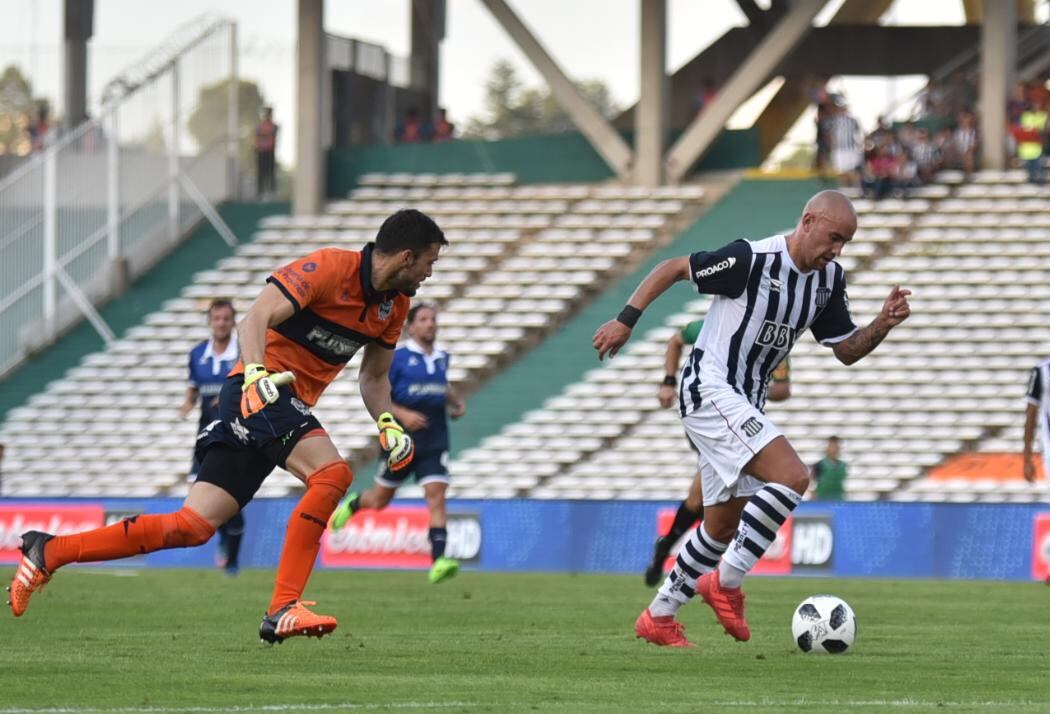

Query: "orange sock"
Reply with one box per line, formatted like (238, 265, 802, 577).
(44, 506, 216, 572)
(269, 461, 352, 614)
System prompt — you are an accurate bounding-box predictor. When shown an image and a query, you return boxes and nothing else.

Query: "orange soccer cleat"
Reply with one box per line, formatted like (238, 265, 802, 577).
(259, 600, 338, 644)
(634, 608, 695, 648)
(7, 531, 54, 617)
(696, 569, 751, 642)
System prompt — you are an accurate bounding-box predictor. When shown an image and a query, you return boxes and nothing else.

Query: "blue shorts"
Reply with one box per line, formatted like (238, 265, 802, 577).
(192, 375, 325, 506)
(376, 449, 450, 488)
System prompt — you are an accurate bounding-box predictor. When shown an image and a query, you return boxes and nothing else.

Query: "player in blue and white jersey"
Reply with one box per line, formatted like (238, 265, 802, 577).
(330, 303, 466, 583)
(594, 190, 911, 647)
(178, 298, 244, 575)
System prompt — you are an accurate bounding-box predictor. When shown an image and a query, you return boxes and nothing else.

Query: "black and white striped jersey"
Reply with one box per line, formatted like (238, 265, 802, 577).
(1025, 357, 1050, 457)
(678, 234, 857, 416)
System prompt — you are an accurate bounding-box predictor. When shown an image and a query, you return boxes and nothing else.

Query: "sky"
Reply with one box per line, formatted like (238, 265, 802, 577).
(0, 0, 1034, 167)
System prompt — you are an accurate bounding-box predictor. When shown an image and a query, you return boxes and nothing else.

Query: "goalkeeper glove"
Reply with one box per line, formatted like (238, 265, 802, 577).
(377, 411, 414, 471)
(240, 363, 296, 418)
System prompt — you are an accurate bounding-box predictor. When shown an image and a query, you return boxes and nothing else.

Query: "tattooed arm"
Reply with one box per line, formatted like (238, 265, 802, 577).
(833, 284, 911, 365)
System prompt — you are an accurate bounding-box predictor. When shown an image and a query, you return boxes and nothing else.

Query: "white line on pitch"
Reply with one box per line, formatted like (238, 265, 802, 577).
(0, 702, 480, 714)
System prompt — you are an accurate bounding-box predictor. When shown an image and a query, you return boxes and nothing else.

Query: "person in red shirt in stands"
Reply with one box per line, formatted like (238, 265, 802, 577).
(254, 107, 278, 199)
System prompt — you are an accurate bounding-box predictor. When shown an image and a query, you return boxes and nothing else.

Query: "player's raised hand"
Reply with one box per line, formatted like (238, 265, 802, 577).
(240, 364, 295, 418)
(377, 412, 415, 471)
(593, 319, 631, 361)
(879, 284, 912, 328)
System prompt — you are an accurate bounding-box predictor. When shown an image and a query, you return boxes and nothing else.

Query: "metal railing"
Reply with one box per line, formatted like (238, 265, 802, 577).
(0, 15, 239, 378)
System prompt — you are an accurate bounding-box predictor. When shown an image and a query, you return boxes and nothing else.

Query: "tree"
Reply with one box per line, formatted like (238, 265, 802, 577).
(462, 60, 620, 140)
(186, 78, 266, 168)
(0, 65, 47, 156)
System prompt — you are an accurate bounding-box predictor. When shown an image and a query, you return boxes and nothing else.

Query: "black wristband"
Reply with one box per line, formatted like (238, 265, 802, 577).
(616, 305, 642, 328)
(662, 375, 676, 387)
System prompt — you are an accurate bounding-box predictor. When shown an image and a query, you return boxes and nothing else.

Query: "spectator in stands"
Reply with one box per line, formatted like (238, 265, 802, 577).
(810, 436, 847, 501)
(1008, 83, 1028, 129)
(1015, 100, 1047, 185)
(694, 77, 718, 115)
(950, 110, 979, 177)
(825, 98, 863, 188)
(909, 127, 941, 185)
(28, 103, 50, 152)
(813, 99, 832, 174)
(642, 318, 792, 588)
(330, 303, 466, 585)
(254, 107, 278, 200)
(178, 298, 245, 576)
(432, 108, 455, 143)
(395, 108, 423, 143)
(863, 136, 902, 200)
(920, 79, 947, 119)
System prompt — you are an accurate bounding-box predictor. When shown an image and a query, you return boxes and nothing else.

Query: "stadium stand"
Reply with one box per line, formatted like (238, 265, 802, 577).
(451, 170, 1050, 503)
(0, 173, 706, 498)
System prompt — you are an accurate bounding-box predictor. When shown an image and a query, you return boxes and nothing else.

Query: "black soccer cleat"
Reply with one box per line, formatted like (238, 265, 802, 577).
(644, 536, 671, 587)
(258, 600, 338, 645)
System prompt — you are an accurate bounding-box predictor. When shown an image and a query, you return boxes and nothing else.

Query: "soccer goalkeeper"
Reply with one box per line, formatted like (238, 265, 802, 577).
(8, 209, 447, 644)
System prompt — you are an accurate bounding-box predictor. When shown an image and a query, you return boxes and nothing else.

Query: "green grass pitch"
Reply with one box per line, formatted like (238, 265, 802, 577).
(0, 568, 1047, 713)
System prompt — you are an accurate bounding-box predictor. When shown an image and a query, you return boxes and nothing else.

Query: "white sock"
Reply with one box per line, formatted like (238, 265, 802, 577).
(649, 523, 727, 617)
(718, 483, 801, 589)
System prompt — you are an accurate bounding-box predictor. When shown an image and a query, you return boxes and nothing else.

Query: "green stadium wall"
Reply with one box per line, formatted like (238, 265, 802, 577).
(326, 129, 760, 196)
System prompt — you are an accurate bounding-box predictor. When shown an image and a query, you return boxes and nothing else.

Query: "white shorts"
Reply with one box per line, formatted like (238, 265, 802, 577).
(682, 388, 782, 506)
(832, 148, 861, 174)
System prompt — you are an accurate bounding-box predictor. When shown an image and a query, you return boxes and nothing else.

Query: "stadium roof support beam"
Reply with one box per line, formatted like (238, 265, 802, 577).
(664, 0, 828, 183)
(479, 0, 634, 181)
(63, 0, 93, 130)
(963, 0, 1037, 25)
(635, 0, 666, 186)
(980, 0, 1015, 170)
(294, 0, 324, 216)
(410, 0, 444, 123)
(752, 0, 893, 161)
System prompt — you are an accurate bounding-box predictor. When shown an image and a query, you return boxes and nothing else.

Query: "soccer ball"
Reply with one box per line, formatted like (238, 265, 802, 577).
(791, 595, 856, 654)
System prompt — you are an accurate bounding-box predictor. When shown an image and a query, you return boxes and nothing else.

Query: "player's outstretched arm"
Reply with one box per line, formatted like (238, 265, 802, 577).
(358, 343, 396, 420)
(238, 283, 297, 365)
(1023, 403, 1038, 483)
(359, 344, 414, 471)
(658, 331, 685, 408)
(832, 284, 912, 365)
(593, 257, 691, 361)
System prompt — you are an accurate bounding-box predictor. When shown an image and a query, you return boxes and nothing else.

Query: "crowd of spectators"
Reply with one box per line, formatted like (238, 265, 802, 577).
(814, 73, 1050, 198)
(394, 107, 455, 144)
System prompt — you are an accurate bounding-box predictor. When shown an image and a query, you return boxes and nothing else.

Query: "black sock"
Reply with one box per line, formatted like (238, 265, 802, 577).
(349, 494, 363, 515)
(429, 527, 447, 561)
(666, 501, 703, 543)
(224, 511, 245, 568)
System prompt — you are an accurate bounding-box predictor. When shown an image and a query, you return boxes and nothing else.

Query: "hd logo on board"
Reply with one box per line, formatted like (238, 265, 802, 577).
(655, 510, 834, 575)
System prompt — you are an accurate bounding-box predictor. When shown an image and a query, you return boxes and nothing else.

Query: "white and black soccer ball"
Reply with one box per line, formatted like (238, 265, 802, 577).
(791, 595, 856, 654)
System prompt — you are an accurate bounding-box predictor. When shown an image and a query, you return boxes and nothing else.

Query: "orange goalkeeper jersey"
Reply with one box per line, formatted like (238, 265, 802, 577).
(232, 244, 410, 406)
